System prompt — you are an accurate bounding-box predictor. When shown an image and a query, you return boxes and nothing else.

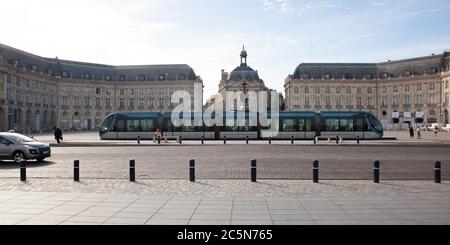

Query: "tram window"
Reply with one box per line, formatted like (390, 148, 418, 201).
(305, 119, 315, 131)
(356, 118, 364, 131)
(100, 116, 114, 133)
(298, 119, 306, 132)
(281, 119, 296, 132)
(324, 119, 340, 131)
(141, 120, 155, 132)
(368, 116, 382, 132)
(117, 119, 127, 132)
(127, 120, 142, 132)
(339, 119, 354, 132)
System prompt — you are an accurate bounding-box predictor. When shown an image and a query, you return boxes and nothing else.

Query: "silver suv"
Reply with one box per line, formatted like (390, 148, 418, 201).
(0, 133, 51, 164)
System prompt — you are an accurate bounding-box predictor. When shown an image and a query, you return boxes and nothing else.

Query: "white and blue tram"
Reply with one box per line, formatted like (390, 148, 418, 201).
(99, 111, 384, 140)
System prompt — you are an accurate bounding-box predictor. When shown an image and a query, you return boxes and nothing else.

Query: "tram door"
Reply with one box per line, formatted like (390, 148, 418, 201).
(214, 126, 220, 140)
(314, 113, 321, 137)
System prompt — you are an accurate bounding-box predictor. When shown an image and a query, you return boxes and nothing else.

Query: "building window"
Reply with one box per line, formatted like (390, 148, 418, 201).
(357, 97, 362, 107)
(159, 97, 164, 108)
(139, 75, 146, 81)
(346, 97, 352, 106)
(315, 87, 320, 94)
(392, 95, 398, 106)
(159, 74, 166, 81)
(417, 83, 422, 91)
(446, 81, 449, 89)
(368, 97, 373, 106)
(393, 85, 398, 93)
(119, 99, 124, 108)
(367, 87, 372, 95)
(96, 88, 101, 95)
(129, 89, 134, 95)
(129, 99, 134, 108)
(405, 85, 410, 92)
(382, 86, 387, 94)
(294, 87, 299, 95)
(105, 98, 111, 108)
(96, 98, 101, 107)
(304, 87, 309, 94)
(325, 87, 330, 94)
(336, 87, 341, 94)
(347, 87, 352, 94)
(120, 89, 124, 96)
(429, 82, 435, 90)
(336, 98, 342, 107)
(315, 97, 321, 106)
(404, 95, 411, 105)
(305, 97, 310, 107)
(416, 94, 423, 105)
(120, 75, 126, 81)
(429, 94, 436, 104)
(326, 96, 331, 106)
(84, 97, 90, 106)
(381, 96, 387, 106)
(357, 87, 362, 94)
(445, 93, 449, 105)
(62, 96, 68, 106)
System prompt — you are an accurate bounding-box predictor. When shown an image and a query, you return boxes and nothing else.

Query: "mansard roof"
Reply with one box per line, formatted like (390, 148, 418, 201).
(292, 52, 450, 80)
(0, 43, 198, 81)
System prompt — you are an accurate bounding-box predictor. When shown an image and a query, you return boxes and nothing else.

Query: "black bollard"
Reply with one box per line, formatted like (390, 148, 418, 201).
(201, 136, 204, 145)
(189, 159, 195, 182)
(246, 136, 249, 145)
(269, 138, 272, 144)
(314, 137, 317, 145)
(179, 136, 183, 145)
(357, 135, 360, 144)
(158, 136, 161, 145)
(129, 160, 135, 182)
(20, 159, 26, 182)
(74, 160, 79, 182)
(435, 161, 441, 184)
(251, 159, 257, 182)
(313, 160, 319, 183)
(224, 136, 227, 145)
(374, 160, 380, 183)
(336, 136, 340, 144)
(291, 136, 294, 145)
(137, 136, 140, 145)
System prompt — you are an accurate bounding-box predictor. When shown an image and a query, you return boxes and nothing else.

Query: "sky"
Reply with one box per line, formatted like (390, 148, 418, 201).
(1, 0, 450, 102)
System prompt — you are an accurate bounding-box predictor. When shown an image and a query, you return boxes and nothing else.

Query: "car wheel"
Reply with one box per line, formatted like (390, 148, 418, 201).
(13, 151, 26, 164)
(36, 157, 45, 162)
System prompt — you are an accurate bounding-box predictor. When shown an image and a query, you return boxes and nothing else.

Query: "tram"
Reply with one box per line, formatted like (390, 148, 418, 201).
(99, 111, 383, 140)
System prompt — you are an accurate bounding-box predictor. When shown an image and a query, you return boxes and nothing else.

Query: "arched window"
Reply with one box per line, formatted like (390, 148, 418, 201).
(119, 75, 126, 81)
(158, 74, 166, 81)
(367, 87, 372, 94)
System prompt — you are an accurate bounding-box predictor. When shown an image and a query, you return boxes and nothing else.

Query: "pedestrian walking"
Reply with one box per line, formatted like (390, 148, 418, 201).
(434, 125, 438, 137)
(409, 126, 414, 138)
(416, 127, 421, 140)
(53, 126, 63, 144)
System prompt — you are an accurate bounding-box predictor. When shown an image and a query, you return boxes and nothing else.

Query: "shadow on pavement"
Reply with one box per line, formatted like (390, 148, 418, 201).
(0, 160, 56, 170)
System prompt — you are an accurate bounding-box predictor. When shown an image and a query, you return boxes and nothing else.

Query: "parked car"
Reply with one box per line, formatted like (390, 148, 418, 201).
(442, 124, 450, 132)
(0, 132, 51, 164)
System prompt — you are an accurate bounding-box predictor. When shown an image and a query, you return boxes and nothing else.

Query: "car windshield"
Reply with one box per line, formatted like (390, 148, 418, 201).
(6, 134, 37, 143)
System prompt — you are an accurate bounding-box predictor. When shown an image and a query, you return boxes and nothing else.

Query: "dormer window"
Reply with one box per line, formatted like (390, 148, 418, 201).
(178, 74, 186, 80)
(366, 73, 373, 79)
(381, 72, 389, 79)
(430, 67, 438, 74)
(158, 74, 166, 81)
(32, 64, 38, 71)
(324, 73, 331, 79)
(302, 73, 310, 79)
(83, 73, 91, 79)
(105, 75, 111, 81)
(119, 75, 126, 81)
(139, 75, 146, 81)
(404, 70, 412, 76)
(344, 73, 352, 79)
(62, 71, 69, 78)
(11, 59, 19, 67)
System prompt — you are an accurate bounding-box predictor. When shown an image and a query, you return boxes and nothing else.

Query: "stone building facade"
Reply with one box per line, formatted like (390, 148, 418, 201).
(0, 43, 202, 132)
(284, 52, 450, 129)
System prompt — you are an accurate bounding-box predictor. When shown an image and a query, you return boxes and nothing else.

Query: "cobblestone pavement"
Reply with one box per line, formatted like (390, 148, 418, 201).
(0, 180, 449, 225)
(0, 145, 449, 180)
